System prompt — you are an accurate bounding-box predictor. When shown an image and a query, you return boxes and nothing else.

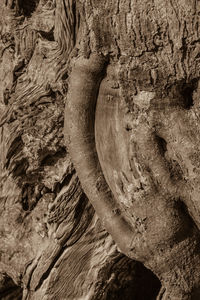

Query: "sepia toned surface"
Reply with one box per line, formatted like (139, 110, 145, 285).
(0, 1, 200, 299)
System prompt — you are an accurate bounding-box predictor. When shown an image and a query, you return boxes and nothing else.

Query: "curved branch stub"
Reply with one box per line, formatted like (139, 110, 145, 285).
(64, 54, 135, 257)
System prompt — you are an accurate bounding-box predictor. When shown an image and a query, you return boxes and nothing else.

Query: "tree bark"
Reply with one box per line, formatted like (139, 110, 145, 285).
(0, 0, 200, 299)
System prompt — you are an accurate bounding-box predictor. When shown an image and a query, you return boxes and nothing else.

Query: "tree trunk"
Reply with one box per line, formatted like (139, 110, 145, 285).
(0, 0, 199, 299)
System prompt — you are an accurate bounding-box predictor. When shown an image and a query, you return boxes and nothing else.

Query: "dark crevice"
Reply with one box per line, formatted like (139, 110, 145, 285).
(181, 85, 195, 109)
(40, 147, 66, 166)
(165, 79, 199, 109)
(0, 275, 22, 300)
(74, 193, 88, 220)
(178, 79, 198, 109)
(94, 256, 161, 300)
(18, 0, 39, 17)
(176, 199, 200, 234)
(58, 194, 93, 247)
(125, 124, 132, 132)
(155, 135, 167, 156)
(32, 194, 88, 292)
(125, 261, 161, 300)
(38, 28, 55, 41)
(13, 60, 26, 80)
(12, 158, 29, 178)
(168, 159, 184, 181)
(22, 183, 36, 211)
(60, 171, 75, 189)
(21, 181, 44, 211)
(54, 170, 75, 194)
(72, 0, 78, 45)
(61, 72, 68, 80)
(11, 0, 16, 9)
(75, 6, 81, 40)
(34, 247, 65, 292)
(171, 199, 200, 245)
(6, 136, 24, 169)
(3, 89, 11, 105)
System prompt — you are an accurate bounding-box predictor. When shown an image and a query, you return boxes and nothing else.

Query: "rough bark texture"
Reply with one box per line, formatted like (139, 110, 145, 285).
(0, 0, 200, 299)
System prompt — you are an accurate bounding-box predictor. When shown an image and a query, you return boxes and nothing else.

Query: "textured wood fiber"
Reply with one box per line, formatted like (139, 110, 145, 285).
(0, 1, 161, 300)
(65, 0, 200, 299)
(1, 0, 200, 299)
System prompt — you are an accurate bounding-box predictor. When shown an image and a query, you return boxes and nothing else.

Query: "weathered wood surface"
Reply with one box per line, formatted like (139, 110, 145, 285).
(0, 0, 200, 299)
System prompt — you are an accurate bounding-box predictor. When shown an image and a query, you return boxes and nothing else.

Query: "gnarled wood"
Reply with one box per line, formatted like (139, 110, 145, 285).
(1, 0, 200, 299)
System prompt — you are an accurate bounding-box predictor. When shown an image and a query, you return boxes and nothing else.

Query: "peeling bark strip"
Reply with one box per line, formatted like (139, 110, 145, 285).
(64, 54, 136, 257)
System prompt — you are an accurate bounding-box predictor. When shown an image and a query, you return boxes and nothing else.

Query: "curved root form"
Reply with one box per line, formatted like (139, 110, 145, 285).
(64, 54, 135, 257)
(65, 54, 200, 298)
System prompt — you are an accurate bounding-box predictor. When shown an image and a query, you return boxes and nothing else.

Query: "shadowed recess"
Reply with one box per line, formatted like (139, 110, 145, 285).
(155, 135, 167, 156)
(179, 79, 198, 109)
(94, 257, 161, 300)
(0, 275, 22, 300)
(18, 0, 40, 17)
